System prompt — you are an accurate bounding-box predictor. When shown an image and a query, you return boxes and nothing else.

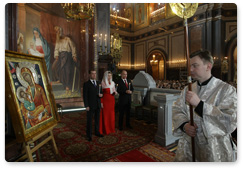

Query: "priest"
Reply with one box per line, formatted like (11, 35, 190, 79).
(172, 50, 237, 162)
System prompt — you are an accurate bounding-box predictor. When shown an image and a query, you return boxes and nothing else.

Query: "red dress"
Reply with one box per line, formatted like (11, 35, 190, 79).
(99, 88, 116, 135)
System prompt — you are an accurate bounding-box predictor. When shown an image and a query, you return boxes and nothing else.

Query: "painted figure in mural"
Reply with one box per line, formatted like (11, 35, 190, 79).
(19, 89, 36, 111)
(17, 67, 52, 129)
(138, 4, 142, 24)
(17, 32, 24, 53)
(27, 42, 42, 57)
(32, 27, 51, 77)
(172, 50, 237, 161)
(52, 26, 78, 95)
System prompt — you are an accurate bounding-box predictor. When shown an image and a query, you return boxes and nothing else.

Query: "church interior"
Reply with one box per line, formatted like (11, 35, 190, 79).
(5, 3, 237, 162)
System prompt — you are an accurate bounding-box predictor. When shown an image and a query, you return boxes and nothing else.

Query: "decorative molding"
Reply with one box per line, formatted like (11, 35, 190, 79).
(111, 4, 236, 43)
(225, 22, 237, 42)
(147, 36, 168, 55)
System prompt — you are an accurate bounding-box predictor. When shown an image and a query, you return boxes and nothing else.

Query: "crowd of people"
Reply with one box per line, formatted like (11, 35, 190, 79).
(156, 80, 188, 90)
(156, 80, 237, 91)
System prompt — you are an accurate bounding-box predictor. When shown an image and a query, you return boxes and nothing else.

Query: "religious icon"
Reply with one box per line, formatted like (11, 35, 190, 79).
(135, 4, 145, 26)
(5, 50, 59, 142)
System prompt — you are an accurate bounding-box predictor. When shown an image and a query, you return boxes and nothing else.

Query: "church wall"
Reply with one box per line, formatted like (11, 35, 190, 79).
(6, 3, 237, 102)
(134, 41, 146, 70)
(117, 3, 237, 81)
(119, 43, 131, 69)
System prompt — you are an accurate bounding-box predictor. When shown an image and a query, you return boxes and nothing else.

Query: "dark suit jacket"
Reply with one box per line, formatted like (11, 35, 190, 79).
(83, 80, 103, 110)
(117, 78, 134, 105)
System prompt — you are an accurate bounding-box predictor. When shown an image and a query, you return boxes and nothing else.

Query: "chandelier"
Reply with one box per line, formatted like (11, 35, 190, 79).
(110, 33, 122, 64)
(61, 3, 95, 20)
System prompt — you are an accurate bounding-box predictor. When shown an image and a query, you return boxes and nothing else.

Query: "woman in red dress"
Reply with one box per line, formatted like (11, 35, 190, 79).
(99, 71, 117, 135)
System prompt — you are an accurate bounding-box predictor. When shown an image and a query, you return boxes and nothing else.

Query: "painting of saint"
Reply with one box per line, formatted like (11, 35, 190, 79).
(17, 32, 24, 53)
(17, 4, 83, 99)
(52, 26, 80, 98)
(31, 27, 51, 79)
(10, 61, 53, 130)
(135, 4, 145, 25)
(27, 42, 43, 57)
(52, 26, 79, 96)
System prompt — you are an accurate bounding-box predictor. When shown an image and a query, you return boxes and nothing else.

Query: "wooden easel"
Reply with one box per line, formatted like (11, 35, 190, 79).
(18, 126, 58, 162)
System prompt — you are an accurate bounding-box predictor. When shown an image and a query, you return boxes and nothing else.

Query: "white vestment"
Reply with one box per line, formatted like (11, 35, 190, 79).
(173, 77, 237, 162)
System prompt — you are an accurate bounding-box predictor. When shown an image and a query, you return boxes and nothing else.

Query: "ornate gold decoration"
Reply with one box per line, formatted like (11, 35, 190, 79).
(61, 3, 94, 20)
(169, 3, 198, 19)
(110, 33, 122, 64)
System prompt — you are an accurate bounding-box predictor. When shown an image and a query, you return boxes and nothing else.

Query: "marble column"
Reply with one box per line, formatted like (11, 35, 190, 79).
(154, 93, 179, 147)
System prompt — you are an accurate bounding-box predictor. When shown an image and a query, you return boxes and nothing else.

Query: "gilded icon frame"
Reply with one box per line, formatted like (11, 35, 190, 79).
(5, 50, 59, 142)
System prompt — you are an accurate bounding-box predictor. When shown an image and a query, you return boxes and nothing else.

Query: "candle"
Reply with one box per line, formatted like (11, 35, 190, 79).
(129, 83, 130, 90)
(99, 84, 101, 95)
(105, 34, 107, 46)
(100, 34, 102, 46)
(111, 35, 113, 48)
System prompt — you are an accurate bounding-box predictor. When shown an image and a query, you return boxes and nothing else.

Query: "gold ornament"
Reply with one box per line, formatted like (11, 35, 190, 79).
(169, 3, 198, 19)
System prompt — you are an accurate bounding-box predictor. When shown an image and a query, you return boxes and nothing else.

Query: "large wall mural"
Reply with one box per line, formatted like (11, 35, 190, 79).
(17, 4, 82, 99)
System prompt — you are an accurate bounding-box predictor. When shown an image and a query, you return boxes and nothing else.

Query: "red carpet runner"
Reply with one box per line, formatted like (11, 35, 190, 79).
(110, 149, 156, 162)
(106, 141, 175, 162)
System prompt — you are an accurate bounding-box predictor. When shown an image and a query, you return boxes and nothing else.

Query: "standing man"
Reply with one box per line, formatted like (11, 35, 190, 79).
(117, 70, 134, 131)
(172, 50, 237, 161)
(83, 70, 104, 141)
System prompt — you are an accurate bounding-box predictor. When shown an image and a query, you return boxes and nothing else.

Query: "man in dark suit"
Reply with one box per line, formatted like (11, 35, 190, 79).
(83, 70, 103, 141)
(117, 70, 134, 131)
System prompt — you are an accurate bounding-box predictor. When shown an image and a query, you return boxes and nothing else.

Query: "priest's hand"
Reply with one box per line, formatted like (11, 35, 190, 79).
(101, 103, 103, 108)
(186, 91, 200, 107)
(99, 94, 103, 97)
(184, 122, 198, 137)
(86, 107, 90, 111)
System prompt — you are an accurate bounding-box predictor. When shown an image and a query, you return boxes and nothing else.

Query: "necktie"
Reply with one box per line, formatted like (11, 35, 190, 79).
(124, 79, 128, 88)
(93, 80, 96, 87)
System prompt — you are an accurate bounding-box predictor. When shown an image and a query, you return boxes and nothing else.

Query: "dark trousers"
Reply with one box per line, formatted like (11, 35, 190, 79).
(86, 108, 100, 138)
(119, 103, 131, 128)
(59, 52, 74, 89)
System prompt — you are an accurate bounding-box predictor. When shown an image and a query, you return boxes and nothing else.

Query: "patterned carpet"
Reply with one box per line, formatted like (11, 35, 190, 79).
(36, 111, 176, 162)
